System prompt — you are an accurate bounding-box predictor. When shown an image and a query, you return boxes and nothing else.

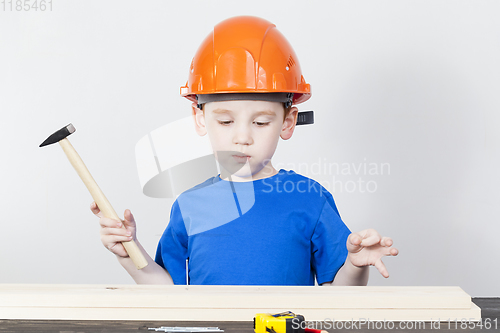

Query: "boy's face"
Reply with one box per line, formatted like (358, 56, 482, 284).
(193, 100, 297, 181)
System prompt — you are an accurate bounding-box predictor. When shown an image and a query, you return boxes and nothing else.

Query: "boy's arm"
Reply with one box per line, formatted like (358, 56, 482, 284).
(322, 229, 398, 286)
(116, 239, 174, 284)
(91, 202, 174, 285)
(323, 257, 369, 286)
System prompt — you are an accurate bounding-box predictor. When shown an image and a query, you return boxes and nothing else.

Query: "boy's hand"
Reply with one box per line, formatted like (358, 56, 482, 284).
(347, 229, 399, 278)
(90, 202, 136, 258)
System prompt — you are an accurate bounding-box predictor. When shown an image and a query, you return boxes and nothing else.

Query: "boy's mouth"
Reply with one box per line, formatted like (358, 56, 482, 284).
(232, 154, 250, 163)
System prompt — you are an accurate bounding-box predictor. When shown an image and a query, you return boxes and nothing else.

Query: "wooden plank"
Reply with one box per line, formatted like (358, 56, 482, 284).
(0, 284, 481, 322)
(0, 284, 472, 309)
(0, 299, 497, 333)
(0, 303, 481, 321)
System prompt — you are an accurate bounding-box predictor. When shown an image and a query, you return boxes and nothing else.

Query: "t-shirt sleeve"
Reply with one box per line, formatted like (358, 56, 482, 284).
(311, 193, 351, 285)
(155, 200, 189, 285)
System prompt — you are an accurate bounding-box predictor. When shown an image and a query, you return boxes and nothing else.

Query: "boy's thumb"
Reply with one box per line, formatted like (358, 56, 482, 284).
(347, 233, 363, 253)
(123, 209, 135, 225)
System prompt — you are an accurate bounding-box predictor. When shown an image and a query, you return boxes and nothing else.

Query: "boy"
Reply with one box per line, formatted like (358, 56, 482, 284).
(91, 16, 398, 286)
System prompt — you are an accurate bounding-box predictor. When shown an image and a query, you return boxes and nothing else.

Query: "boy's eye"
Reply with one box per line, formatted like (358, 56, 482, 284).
(254, 121, 270, 126)
(218, 120, 233, 125)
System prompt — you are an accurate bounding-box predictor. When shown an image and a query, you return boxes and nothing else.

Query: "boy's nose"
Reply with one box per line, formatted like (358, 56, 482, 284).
(232, 125, 253, 146)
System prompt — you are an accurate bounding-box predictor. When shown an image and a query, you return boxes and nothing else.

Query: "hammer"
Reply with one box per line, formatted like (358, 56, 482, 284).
(40, 124, 148, 269)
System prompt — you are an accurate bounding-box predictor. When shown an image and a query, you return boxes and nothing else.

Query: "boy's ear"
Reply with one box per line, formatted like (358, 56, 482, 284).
(280, 106, 298, 140)
(191, 103, 207, 136)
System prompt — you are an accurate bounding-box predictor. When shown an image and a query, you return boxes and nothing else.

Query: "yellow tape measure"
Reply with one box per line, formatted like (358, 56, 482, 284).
(254, 311, 305, 333)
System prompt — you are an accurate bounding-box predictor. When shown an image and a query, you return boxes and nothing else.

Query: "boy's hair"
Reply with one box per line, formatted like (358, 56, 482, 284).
(283, 104, 293, 121)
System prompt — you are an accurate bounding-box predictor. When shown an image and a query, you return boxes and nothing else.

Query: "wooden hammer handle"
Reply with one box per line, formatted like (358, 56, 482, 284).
(59, 138, 148, 270)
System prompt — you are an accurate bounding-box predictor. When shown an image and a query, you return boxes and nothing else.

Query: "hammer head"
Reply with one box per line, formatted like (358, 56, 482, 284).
(39, 124, 76, 147)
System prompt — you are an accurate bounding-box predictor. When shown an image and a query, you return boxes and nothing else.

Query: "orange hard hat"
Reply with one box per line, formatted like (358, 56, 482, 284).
(180, 16, 311, 106)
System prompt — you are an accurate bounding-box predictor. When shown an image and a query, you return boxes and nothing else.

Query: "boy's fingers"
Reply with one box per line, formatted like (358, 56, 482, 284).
(124, 209, 133, 220)
(347, 233, 363, 252)
(102, 234, 133, 244)
(379, 238, 398, 257)
(389, 247, 399, 256)
(374, 258, 389, 278)
(123, 209, 136, 227)
(380, 237, 393, 247)
(100, 225, 131, 237)
(360, 233, 382, 247)
(349, 233, 361, 245)
(90, 202, 103, 218)
(106, 243, 128, 258)
(122, 210, 137, 240)
(99, 217, 123, 229)
(349, 229, 386, 248)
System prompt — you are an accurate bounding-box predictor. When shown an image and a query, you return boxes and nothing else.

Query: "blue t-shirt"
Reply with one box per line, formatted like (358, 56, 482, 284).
(155, 169, 351, 285)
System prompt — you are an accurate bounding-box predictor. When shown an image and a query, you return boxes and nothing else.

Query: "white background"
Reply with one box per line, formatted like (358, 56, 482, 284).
(1, 0, 499, 297)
